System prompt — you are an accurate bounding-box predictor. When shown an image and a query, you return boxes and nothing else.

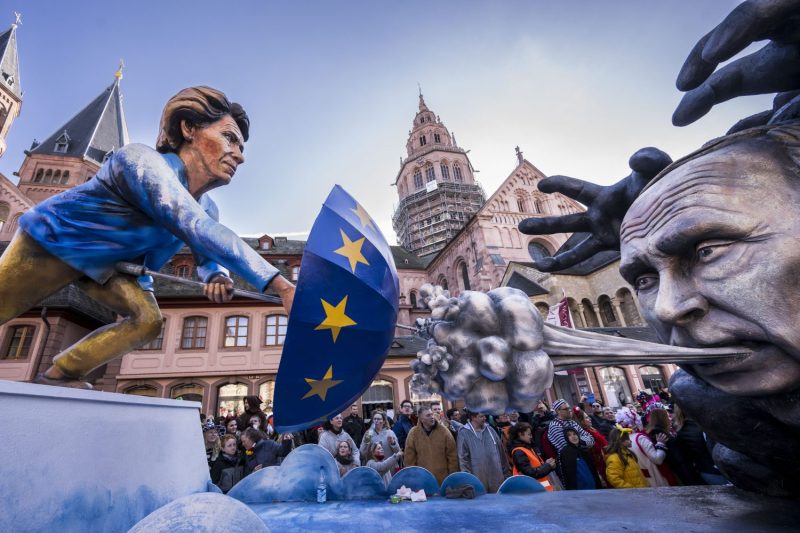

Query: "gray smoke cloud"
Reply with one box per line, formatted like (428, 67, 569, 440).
(409, 284, 553, 414)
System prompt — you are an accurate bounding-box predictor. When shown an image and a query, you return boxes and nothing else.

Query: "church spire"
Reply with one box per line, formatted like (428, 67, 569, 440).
(30, 71, 129, 164)
(0, 14, 22, 100)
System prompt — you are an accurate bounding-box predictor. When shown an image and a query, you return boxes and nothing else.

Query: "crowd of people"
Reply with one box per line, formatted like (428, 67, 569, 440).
(201, 390, 728, 495)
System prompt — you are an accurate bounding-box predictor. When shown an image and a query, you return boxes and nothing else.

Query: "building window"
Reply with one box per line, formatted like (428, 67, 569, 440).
(138, 319, 166, 350)
(599, 367, 633, 408)
(434, 133, 441, 143)
(517, 198, 525, 212)
(639, 366, 666, 393)
(361, 379, 394, 419)
(60, 171, 70, 185)
(181, 316, 208, 349)
(528, 242, 551, 263)
(259, 381, 276, 412)
(224, 315, 249, 347)
(44, 169, 53, 183)
(264, 314, 288, 346)
(217, 383, 248, 418)
(34, 169, 44, 182)
(413, 170, 423, 189)
(440, 164, 450, 181)
(460, 262, 471, 291)
(123, 385, 158, 397)
(453, 165, 463, 182)
(409, 291, 417, 307)
(260, 240, 271, 250)
(176, 265, 191, 278)
(600, 300, 617, 324)
(291, 265, 300, 282)
(0, 202, 8, 232)
(54, 132, 71, 153)
(425, 166, 435, 182)
(171, 383, 204, 403)
(419, 135, 427, 146)
(438, 277, 448, 291)
(3, 325, 35, 360)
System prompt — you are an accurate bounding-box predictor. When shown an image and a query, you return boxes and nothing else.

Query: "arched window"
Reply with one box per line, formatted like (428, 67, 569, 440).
(34, 169, 44, 182)
(44, 169, 53, 183)
(3, 325, 35, 360)
(259, 381, 276, 412)
(517, 198, 525, 212)
(6, 213, 21, 234)
(410, 388, 442, 410)
(425, 165, 435, 182)
(599, 298, 617, 325)
(599, 367, 633, 408)
(639, 366, 666, 393)
(171, 383, 204, 403)
(0, 202, 8, 232)
(361, 379, 394, 419)
(123, 385, 158, 397)
(60, 171, 70, 184)
(434, 133, 441, 143)
(264, 314, 288, 345)
(413, 170, 423, 189)
(409, 291, 417, 308)
(438, 276, 448, 291)
(181, 316, 208, 349)
(440, 164, 450, 181)
(223, 315, 249, 347)
(137, 319, 166, 350)
(419, 135, 427, 146)
(53, 170, 62, 183)
(528, 242, 551, 263)
(176, 265, 191, 278)
(533, 199, 542, 213)
(453, 164, 463, 182)
(460, 262, 470, 291)
(217, 383, 248, 418)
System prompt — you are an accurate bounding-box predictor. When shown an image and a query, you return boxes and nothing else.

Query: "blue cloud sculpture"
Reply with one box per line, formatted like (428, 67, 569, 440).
(341, 467, 389, 500)
(440, 472, 486, 497)
(228, 444, 346, 503)
(387, 466, 440, 496)
(128, 492, 269, 533)
(497, 475, 547, 494)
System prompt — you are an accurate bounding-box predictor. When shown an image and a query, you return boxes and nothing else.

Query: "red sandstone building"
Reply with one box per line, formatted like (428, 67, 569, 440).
(0, 24, 674, 417)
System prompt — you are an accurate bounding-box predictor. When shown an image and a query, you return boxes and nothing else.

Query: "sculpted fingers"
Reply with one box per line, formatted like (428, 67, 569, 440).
(538, 175, 602, 205)
(533, 235, 605, 272)
(518, 213, 589, 236)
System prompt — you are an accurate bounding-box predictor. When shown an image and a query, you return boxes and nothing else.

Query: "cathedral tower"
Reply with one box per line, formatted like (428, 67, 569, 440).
(0, 16, 22, 159)
(392, 93, 485, 257)
(16, 72, 128, 203)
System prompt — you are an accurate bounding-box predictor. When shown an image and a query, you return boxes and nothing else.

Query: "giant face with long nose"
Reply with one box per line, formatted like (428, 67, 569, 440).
(620, 134, 800, 396)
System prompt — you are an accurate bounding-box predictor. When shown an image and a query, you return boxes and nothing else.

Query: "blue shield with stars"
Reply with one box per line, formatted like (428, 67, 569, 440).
(274, 185, 400, 432)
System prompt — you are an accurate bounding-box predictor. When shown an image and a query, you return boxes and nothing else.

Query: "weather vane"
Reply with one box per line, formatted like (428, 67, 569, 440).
(13, 12, 21, 27)
(115, 59, 125, 80)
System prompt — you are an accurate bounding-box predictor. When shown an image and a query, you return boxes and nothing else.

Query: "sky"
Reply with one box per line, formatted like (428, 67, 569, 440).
(0, 1, 773, 244)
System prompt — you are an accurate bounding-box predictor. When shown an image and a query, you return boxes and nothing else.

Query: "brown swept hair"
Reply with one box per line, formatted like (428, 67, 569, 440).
(604, 428, 636, 468)
(156, 86, 250, 153)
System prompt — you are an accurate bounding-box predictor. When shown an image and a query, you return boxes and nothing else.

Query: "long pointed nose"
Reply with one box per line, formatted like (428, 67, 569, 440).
(541, 323, 748, 370)
(654, 272, 708, 326)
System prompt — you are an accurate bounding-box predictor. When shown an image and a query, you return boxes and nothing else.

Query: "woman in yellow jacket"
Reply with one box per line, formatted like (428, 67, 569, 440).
(604, 427, 649, 489)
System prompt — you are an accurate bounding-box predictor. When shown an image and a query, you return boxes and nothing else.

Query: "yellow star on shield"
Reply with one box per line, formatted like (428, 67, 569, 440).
(302, 366, 343, 401)
(350, 202, 375, 230)
(334, 228, 370, 273)
(315, 295, 357, 342)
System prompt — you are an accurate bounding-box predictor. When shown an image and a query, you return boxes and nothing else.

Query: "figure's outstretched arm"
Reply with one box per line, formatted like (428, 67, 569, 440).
(673, 0, 800, 129)
(518, 148, 672, 271)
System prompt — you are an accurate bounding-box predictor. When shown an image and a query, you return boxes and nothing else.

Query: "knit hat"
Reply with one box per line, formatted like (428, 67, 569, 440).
(615, 406, 642, 430)
(552, 399, 567, 412)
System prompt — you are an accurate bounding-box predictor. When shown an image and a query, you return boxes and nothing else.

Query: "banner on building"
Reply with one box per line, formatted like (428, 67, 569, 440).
(545, 297, 574, 328)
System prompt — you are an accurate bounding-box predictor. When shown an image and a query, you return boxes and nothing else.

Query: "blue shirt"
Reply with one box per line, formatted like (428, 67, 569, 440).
(20, 143, 279, 292)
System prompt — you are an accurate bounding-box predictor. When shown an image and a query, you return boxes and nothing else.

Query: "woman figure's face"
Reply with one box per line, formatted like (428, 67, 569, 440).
(227, 420, 237, 433)
(338, 441, 351, 457)
(567, 432, 580, 445)
(222, 438, 238, 455)
(622, 436, 632, 449)
(519, 429, 533, 444)
(374, 443, 384, 456)
(181, 115, 245, 197)
(206, 429, 219, 442)
(372, 415, 384, 430)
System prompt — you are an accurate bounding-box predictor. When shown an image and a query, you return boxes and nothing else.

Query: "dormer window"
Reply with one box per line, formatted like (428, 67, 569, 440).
(260, 240, 271, 250)
(54, 131, 71, 153)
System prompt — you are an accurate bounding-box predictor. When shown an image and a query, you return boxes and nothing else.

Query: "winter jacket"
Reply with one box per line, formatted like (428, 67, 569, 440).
(210, 453, 244, 493)
(547, 418, 594, 453)
(335, 456, 358, 477)
(244, 438, 292, 475)
(509, 439, 555, 491)
(605, 449, 649, 488)
(457, 423, 512, 493)
(359, 427, 400, 464)
(631, 431, 678, 487)
(559, 442, 601, 490)
(367, 453, 402, 486)
(343, 415, 365, 446)
(318, 429, 360, 465)
(590, 414, 615, 439)
(393, 414, 415, 449)
(405, 420, 458, 484)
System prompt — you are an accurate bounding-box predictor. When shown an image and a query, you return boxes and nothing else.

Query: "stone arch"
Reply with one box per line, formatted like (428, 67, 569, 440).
(534, 301, 549, 319)
(456, 258, 470, 292)
(436, 274, 448, 291)
(527, 239, 553, 263)
(167, 380, 208, 405)
(615, 287, 642, 326)
(567, 297, 585, 327)
(120, 381, 163, 397)
(597, 295, 620, 326)
(581, 298, 600, 327)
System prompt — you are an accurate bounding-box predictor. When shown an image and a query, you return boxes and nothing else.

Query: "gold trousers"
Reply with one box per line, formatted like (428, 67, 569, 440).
(0, 231, 162, 378)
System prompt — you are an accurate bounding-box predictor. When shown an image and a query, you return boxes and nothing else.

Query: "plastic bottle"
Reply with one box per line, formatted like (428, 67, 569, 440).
(317, 465, 327, 503)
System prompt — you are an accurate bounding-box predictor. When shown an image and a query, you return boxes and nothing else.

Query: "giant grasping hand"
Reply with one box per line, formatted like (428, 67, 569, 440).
(517, 147, 672, 272)
(673, 0, 800, 129)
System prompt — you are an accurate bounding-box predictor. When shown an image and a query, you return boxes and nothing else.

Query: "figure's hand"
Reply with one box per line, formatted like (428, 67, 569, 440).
(517, 148, 672, 271)
(388, 435, 396, 446)
(269, 275, 295, 315)
(545, 458, 557, 468)
(204, 274, 234, 304)
(656, 433, 669, 444)
(673, 0, 800, 127)
(253, 464, 263, 472)
(396, 450, 404, 458)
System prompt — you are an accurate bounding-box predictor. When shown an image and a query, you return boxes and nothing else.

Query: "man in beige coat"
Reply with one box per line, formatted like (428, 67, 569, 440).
(404, 405, 458, 484)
